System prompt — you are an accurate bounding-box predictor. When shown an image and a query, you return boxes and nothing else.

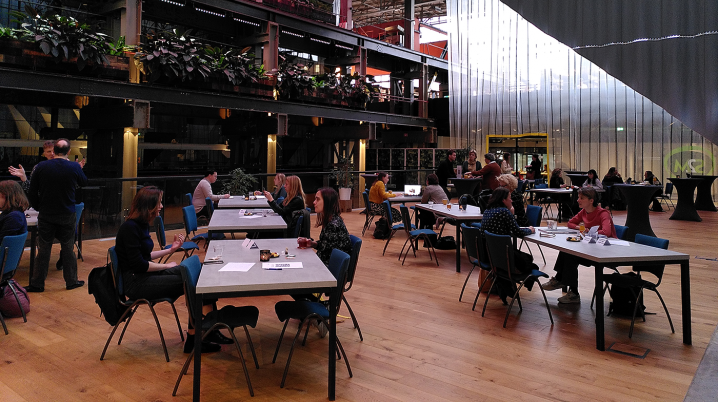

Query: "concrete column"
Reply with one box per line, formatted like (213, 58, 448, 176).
(418, 63, 428, 118)
(267, 134, 277, 191)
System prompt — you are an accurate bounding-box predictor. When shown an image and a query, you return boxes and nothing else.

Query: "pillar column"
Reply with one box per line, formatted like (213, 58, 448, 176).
(267, 134, 277, 191)
(122, 127, 138, 213)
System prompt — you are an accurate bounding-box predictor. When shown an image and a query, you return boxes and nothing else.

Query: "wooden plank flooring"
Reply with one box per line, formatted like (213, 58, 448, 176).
(1, 206, 717, 401)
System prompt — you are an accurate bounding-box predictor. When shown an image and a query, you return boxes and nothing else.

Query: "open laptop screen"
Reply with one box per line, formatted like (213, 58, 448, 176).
(404, 185, 422, 195)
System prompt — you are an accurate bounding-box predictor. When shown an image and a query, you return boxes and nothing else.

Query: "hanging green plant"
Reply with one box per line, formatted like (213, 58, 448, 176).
(276, 52, 317, 100)
(135, 29, 212, 83)
(205, 45, 262, 86)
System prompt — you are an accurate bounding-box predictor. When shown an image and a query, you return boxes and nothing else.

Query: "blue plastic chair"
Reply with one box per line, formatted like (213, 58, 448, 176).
(518, 205, 546, 264)
(342, 235, 364, 341)
(172, 256, 260, 397)
(361, 191, 377, 236)
(185, 193, 192, 206)
(0, 232, 29, 334)
(459, 224, 491, 303)
(382, 200, 415, 255)
(154, 216, 200, 263)
(398, 205, 439, 266)
(182, 205, 224, 250)
(614, 224, 629, 240)
(74, 202, 84, 261)
(101, 247, 184, 362)
(273, 249, 353, 388)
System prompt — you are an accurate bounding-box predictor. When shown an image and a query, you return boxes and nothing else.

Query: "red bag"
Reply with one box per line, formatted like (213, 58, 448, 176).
(0, 279, 30, 318)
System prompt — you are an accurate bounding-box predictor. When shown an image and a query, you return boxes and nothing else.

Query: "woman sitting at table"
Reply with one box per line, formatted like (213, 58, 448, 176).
(264, 175, 305, 224)
(582, 169, 603, 189)
(497, 174, 528, 226)
(369, 172, 401, 223)
(419, 173, 448, 229)
(300, 187, 352, 267)
(0, 180, 29, 243)
(542, 187, 617, 304)
(270, 173, 287, 201)
(602, 167, 625, 210)
(115, 186, 230, 353)
(500, 152, 513, 174)
(461, 149, 481, 176)
(481, 187, 537, 299)
(549, 168, 565, 188)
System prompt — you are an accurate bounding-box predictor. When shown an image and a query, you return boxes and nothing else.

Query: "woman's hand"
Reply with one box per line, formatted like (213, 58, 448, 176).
(528, 226, 535, 234)
(223, 194, 231, 199)
(263, 191, 273, 202)
(169, 234, 184, 251)
(8, 165, 27, 181)
(165, 261, 178, 268)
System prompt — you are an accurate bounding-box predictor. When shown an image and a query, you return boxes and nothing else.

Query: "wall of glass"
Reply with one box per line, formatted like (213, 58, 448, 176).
(447, 0, 717, 191)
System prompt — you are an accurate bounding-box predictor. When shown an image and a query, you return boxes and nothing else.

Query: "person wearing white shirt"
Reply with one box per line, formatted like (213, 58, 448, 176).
(192, 171, 229, 218)
(500, 152, 513, 174)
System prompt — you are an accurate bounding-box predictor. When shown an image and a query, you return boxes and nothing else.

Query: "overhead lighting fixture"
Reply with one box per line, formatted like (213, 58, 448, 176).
(335, 43, 353, 50)
(195, 7, 224, 17)
(310, 37, 331, 45)
(234, 17, 260, 27)
(282, 30, 303, 38)
(161, 0, 184, 6)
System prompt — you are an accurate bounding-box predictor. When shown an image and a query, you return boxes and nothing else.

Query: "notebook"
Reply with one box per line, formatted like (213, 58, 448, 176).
(404, 185, 422, 196)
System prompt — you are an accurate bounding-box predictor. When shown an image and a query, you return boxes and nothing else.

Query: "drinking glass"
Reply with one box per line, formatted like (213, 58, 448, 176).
(298, 237, 308, 249)
(578, 222, 586, 235)
(212, 245, 223, 258)
(442, 199, 448, 206)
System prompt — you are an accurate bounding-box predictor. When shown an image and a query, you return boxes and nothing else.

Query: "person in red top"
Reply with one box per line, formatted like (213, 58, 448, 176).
(542, 187, 616, 304)
(470, 153, 502, 191)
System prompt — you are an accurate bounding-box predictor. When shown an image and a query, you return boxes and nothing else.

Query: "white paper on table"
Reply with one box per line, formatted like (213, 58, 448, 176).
(219, 263, 254, 272)
(608, 240, 630, 246)
(255, 195, 266, 199)
(262, 262, 303, 269)
(241, 215, 262, 219)
(229, 196, 234, 199)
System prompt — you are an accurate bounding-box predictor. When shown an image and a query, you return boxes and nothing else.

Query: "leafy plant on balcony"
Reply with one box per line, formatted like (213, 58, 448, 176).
(330, 157, 355, 188)
(222, 167, 258, 196)
(0, 25, 20, 39)
(135, 29, 212, 83)
(275, 53, 317, 100)
(205, 45, 262, 86)
(316, 71, 379, 109)
(14, 5, 112, 70)
(107, 35, 134, 56)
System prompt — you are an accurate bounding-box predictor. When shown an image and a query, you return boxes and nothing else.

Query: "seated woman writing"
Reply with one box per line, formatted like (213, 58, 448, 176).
(542, 187, 617, 304)
(369, 172, 401, 223)
(115, 186, 230, 353)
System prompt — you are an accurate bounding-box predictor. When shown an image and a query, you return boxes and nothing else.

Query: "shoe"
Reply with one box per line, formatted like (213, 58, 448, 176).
(204, 330, 234, 345)
(541, 277, 563, 291)
(557, 291, 581, 304)
(66, 281, 85, 290)
(184, 334, 221, 354)
(24, 285, 44, 293)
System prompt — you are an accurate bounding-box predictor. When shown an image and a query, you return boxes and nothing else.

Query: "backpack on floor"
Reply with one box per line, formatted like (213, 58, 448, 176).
(88, 263, 127, 326)
(373, 218, 391, 239)
(0, 279, 30, 318)
(607, 272, 646, 317)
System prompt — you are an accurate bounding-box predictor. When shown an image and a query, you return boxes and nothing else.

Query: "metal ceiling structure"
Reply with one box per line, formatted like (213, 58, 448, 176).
(351, 0, 447, 28)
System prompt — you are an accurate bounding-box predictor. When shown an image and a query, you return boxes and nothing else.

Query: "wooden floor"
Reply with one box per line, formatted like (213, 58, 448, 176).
(1, 205, 717, 401)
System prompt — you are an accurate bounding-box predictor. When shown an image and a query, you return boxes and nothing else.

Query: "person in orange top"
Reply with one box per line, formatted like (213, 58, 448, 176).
(542, 187, 616, 304)
(368, 172, 401, 223)
(470, 153, 502, 191)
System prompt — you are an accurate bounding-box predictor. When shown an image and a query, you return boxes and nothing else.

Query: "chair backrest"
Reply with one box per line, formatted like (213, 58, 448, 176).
(154, 216, 167, 248)
(399, 205, 412, 234)
(362, 191, 371, 211)
(614, 224, 629, 240)
(461, 224, 481, 265)
(664, 182, 673, 196)
(518, 180, 529, 194)
(383, 200, 394, 222)
(75, 202, 84, 229)
(633, 234, 669, 280)
(525, 205, 542, 227)
(483, 231, 521, 281)
(276, 196, 285, 205)
(0, 232, 28, 277)
(107, 246, 124, 297)
(182, 205, 199, 235)
(204, 197, 214, 218)
(345, 235, 362, 291)
(327, 249, 351, 315)
(534, 183, 548, 189)
(179, 255, 202, 329)
(185, 193, 192, 206)
(293, 214, 304, 238)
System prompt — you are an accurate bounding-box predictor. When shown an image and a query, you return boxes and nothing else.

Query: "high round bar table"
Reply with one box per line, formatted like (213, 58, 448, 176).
(667, 178, 702, 221)
(688, 175, 718, 211)
(566, 174, 588, 187)
(449, 177, 482, 198)
(614, 184, 662, 241)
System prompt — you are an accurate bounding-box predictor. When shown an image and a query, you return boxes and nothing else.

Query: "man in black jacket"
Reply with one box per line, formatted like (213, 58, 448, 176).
(436, 149, 457, 199)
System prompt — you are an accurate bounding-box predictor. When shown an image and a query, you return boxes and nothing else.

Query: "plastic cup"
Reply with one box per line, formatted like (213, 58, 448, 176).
(298, 238, 308, 249)
(547, 220, 557, 230)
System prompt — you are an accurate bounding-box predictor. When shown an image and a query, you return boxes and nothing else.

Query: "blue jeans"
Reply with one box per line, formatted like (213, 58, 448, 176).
(31, 213, 77, 289)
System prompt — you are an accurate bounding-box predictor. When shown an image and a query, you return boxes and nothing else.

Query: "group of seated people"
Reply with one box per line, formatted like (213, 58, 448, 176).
(115, 173, 352, 353)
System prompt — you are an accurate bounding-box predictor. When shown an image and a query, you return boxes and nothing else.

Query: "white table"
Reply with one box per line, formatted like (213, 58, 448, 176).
(192, 239, 338, 401)
(218, 196, 270, 209)
(414, 204, 483, 272)
(207, 209, 287, 239)
(523, 229, 691, 351)
(389, 194, 422, 204)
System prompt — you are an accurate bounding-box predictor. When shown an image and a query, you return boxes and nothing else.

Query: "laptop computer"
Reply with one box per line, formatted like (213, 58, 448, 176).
(404, 185, 422, 196)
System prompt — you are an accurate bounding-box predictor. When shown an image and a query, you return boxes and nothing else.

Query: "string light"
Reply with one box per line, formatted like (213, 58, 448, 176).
(282, 30, 304, 38)
(573, 31, 718, 50)
(234, 17, 260, 27)
(160, 0, 184, 6)
(195, 7, 224, 17)
(335, 43, 353, 50)
(310, 37, 330, 45)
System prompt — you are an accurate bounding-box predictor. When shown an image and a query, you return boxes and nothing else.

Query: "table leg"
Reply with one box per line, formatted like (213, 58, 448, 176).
(193, 293, 203, 401)
(455, 223, 461, 273)
(681, 260, 692, 345)
(329, 289, 336, 400)
(594, 265, 605, 351)
(29, 228, 37, 280)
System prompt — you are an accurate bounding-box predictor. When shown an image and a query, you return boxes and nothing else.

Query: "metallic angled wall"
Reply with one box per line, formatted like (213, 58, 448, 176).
(447, 0, 717, 187)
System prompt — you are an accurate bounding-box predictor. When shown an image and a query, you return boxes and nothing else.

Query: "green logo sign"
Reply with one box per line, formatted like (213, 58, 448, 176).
(664, 146, 715, 175)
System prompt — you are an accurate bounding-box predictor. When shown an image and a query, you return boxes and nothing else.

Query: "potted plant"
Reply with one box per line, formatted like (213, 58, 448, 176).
(134, 29, 212, 84)
(222, 167, 259, 196)
(330, 157, 354, 201)
(275, 52, 317, 100)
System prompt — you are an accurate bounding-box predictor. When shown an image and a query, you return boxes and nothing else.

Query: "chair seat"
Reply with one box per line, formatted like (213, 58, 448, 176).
(392, 223, 416, 230)
(191, 233, 226, 242)
(409, 228, 437, 236)
(275, 300, 330, 322)
(163, 241, 200, 252)
(202, 305, 259, 331)
(530, 269, 550, 279)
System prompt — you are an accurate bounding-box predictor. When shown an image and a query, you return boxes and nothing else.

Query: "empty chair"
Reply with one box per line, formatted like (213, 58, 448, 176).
(589, 225, 630, 308)
(342, 235, 364, 340)
(397, 205, 439, 266)
(172, 256, 260, 397)
(185, 193, 192, 206)
(382, 200, 415, 255)
(182, 205, 224, 250)
(0, 232, 29, 334)
(74, 202, 85, 261)
(273, 249, 353, 388)
(482, 231, 553, 328)
(100, 247, 184, 362)
(601, 234, 674, 338)
(519, 205, 546, 264)
(657, 183, 675, 210)
(459, 224, 490, 303)
(154, 216, 200, 263)
(361, 191, 377, 236)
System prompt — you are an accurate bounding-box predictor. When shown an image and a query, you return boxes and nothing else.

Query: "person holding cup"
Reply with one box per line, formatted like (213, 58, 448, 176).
(542, 187, 617, 304)
(264, 175, 306, 224)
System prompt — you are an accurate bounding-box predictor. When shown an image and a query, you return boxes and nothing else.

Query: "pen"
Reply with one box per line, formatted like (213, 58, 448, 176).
(265, 268, 282, 270)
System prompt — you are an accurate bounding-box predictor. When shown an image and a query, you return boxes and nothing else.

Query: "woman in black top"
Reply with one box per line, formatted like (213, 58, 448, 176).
(264, 175, 305, 224)
(549, 168, 564, 188)
(0, 180, 29, 244)
(115, 186, 228, 353)
(299, 187, 351, 267)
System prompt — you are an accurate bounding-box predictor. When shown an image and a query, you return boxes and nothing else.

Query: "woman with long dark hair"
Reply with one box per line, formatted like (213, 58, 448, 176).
(115, 186, 229, 353)
(298, 187, 351, 266)
(264, 175, 305, 224)
(582, 169, 603, 189)
(549, 168, 565, 188)
(0, 180, 29, 244)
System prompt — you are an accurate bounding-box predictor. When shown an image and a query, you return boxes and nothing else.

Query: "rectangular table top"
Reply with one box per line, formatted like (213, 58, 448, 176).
(218, 196, 270, 209)
(389, 195, 423, 203)
(207, 209, 287, 231)
(523, 228, 689, 264)
(197, 239, 336, 294)
(415, 203, 483, 220)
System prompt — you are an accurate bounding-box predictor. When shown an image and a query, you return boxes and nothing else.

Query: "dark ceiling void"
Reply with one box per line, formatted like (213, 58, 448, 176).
(500, 0, 718, 144)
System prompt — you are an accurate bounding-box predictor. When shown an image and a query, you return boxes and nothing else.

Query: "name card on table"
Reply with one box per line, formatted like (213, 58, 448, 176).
(242, 238, 258, 249)
(582, 236, 596, 244)
(596, 237, 611, 246)
(262, 262, 303, 269)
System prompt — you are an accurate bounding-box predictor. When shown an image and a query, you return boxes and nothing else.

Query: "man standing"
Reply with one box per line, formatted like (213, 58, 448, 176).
(470, 153, 502, 191)
(436, 149, 457, 199)
(26, 138, 87, 292)
(8, 140, 55, 193)
(193, 171, 230, 219)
